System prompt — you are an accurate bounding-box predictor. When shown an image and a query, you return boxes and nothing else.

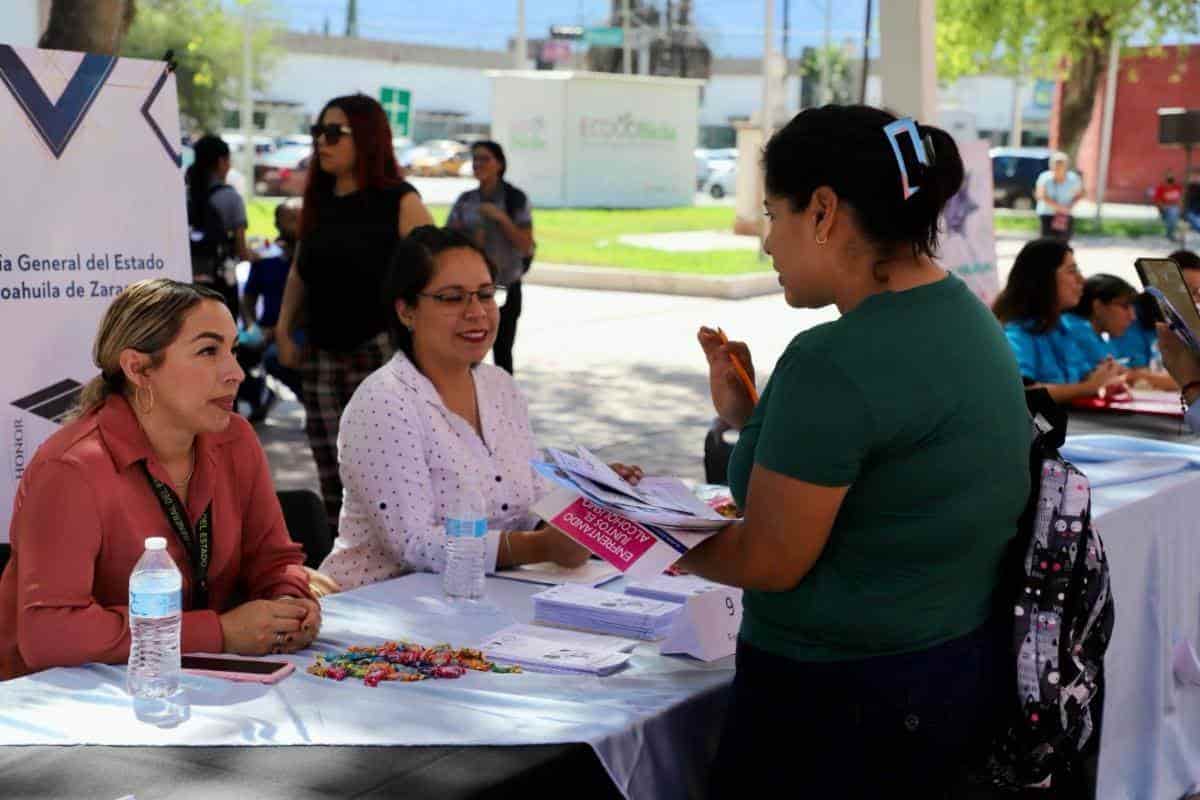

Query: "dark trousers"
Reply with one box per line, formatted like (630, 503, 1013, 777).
(711, 621, 1007, 799)
(1039, 214, 1074, 241)
(493, 280, 522, 374)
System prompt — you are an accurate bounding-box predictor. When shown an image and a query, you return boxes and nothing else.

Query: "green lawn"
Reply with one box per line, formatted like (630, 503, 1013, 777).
(992, 213, 1163, 239)
(248, 199, 768, 275)
(247, 198, 1167, 275)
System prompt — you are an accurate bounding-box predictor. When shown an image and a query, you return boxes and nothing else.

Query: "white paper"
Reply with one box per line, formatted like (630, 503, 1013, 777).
(660, 586, 743, 662)
(533, 584, 683, 619)
(498, 560, 622, 587)
(626, 574, 726, 602)
(479, 624, 634, 674)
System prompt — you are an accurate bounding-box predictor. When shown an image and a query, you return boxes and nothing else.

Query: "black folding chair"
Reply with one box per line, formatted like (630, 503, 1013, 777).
(276, 489, 333, 569)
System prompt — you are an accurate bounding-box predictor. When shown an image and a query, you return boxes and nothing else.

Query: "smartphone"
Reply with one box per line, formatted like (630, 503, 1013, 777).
(1134, 257, 1200, 356)
(181, 655, 295, 684)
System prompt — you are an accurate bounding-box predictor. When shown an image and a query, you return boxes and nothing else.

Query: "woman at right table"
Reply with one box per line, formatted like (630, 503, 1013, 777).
(678, 105, 1032, 796)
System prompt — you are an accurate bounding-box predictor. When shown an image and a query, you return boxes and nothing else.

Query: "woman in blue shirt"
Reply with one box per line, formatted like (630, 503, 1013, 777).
(1064, 274, 1176, 390)
(993, 238, 1125, 401)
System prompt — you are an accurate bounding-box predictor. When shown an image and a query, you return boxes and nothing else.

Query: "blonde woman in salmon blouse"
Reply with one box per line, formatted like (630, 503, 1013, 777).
(0, 279, 320, 680)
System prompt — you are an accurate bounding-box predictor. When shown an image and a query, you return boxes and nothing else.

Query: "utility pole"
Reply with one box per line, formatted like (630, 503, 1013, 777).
(240, 3, 255, 200)
(782, 0, 791, 111)
(345, 0, 358, 38)
(1009, 72, 1025, 147)
(1095, 34, 1120, 221)
(515, 0, 526, 68)
(621, 0, 632, 74)
(819, 0, 832, 105)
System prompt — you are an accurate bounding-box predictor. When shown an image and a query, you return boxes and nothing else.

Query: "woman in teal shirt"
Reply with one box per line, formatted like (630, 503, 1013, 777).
(680, 106, 1031, 796)
(993, 238, 1126, 402)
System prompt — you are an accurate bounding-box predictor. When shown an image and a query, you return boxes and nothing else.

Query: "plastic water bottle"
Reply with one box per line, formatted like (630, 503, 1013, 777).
(128, 537, 184, 723)
(443, 489, 488, 600)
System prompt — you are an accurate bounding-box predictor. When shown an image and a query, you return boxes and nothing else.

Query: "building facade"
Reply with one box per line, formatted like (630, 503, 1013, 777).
(1055, 45, 1200, 203)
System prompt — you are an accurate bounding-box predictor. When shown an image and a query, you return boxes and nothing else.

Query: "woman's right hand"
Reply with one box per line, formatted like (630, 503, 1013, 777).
(218, 599, 308, 656)
(698, 326, 756, 428)
(1083, 358, 1127, 396)
(276, 333, 301, 369)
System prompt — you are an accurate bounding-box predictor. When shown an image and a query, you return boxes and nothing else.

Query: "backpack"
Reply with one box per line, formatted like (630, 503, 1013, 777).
(984, 389, 1115, 789)
(501, 181, 534, 274)
(188, 183, 235, 286)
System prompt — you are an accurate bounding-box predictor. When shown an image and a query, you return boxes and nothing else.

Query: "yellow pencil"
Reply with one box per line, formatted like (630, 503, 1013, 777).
(716, 327, 759, 404)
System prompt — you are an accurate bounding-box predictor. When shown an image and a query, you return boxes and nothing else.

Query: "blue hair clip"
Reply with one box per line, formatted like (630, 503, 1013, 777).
(882, 117, 931, 201)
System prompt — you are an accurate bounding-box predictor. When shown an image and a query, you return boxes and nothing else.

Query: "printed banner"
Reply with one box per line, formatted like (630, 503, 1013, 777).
(0, 45, 190, 540)
(941, 138, 999, 305)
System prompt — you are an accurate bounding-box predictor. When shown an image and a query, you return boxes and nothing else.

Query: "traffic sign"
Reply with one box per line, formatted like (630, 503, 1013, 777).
(379, 87, 411, 137)
(583, 26, 624, 47)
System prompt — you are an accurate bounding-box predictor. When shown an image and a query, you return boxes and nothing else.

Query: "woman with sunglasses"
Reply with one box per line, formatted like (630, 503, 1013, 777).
(446, 140, 534, 374)
(317, 227, 639, 591)
(275, 94, 434, 534)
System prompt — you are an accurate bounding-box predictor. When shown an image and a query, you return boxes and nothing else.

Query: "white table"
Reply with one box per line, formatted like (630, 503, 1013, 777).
(2, 435, 1197, 799)
(0, 572, 731, 800)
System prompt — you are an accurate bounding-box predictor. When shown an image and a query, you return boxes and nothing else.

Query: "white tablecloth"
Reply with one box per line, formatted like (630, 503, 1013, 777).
(1068, 436, 1200, 800)
(0, 572, 731, 800)
(2, 433, 1197, 798)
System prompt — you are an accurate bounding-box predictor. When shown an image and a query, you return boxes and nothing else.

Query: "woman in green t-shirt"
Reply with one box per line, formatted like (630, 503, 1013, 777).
(679, 106, 1032, 796)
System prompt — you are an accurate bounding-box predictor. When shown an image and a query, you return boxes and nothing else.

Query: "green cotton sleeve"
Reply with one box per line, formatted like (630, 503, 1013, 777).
(754, 348, 875, 487)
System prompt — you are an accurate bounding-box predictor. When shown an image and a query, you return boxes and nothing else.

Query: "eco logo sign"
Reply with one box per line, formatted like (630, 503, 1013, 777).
(511, 116, 547, 151)
(579, 112, 677, 145)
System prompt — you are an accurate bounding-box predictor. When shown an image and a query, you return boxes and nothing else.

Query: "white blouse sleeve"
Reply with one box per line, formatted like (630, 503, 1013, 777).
(338, 382, 502, 577)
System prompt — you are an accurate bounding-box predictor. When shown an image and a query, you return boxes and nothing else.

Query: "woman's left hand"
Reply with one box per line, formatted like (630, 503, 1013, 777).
(273, 595, 322, 652)
(608, 462, 644, 485)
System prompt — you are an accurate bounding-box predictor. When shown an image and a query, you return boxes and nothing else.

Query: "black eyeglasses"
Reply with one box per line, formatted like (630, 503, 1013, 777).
(310, 123, 353, 145)
(418, 285, 506, 309)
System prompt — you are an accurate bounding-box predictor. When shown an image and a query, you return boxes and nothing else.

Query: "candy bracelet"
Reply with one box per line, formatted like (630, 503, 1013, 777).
(307, 640, 522, 687)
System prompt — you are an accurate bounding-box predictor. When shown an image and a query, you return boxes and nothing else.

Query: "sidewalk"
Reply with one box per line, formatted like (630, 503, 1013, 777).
(257, 231, 1195, 493)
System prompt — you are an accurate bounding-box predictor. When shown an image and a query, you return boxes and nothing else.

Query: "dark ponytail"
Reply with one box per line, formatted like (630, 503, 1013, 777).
(186, 134, 230, 227)
(1071, 274, 1136, 318)
(762, 105, 964, 259)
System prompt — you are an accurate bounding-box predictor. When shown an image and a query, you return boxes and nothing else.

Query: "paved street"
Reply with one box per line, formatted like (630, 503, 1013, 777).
(257, 230, 1195, 495)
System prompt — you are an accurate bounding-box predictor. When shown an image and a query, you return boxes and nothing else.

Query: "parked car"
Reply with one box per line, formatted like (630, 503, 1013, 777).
(695, 147, 737, 190)
(221, 133, 276, 156)
(407, 140, 471, 177)
(990, 146, 1051, 210)
(254, 145, 312, 196)
(701, 161, 737, 199)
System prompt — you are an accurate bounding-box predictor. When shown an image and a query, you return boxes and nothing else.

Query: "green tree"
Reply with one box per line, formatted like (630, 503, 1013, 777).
(800, 45, 855, 106)
(936, 0, 1199, 158)
(120, 0, 281, 132)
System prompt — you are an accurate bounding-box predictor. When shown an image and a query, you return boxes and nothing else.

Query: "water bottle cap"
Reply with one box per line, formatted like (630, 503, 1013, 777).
(145, 536, 167, 550)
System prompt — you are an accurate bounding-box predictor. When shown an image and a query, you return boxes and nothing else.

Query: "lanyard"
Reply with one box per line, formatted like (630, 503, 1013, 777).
(141, 462, 212, 610)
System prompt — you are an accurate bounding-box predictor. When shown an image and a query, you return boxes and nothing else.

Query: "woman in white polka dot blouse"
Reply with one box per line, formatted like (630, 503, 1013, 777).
(318, 227, 641, 591)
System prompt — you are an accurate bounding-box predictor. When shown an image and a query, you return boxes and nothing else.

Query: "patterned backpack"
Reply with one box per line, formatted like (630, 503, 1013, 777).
(985, 395, 1115, 789)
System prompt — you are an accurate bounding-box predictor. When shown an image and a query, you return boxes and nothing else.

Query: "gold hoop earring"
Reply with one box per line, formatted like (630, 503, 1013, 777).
(134, 384, 154, 415)
(815, 233, 829, 246)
